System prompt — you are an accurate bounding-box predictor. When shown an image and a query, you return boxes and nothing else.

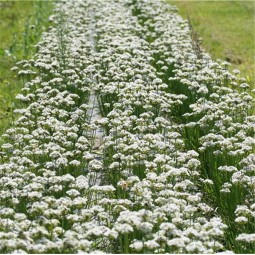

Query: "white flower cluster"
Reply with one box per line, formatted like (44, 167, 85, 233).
(0, 0, 254, 253)
(0, 1, 114, 253)
(128, 0, 254, 252)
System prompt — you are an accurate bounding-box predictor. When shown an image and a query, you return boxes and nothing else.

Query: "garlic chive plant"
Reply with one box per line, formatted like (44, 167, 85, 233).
(0, 0, 254, 253)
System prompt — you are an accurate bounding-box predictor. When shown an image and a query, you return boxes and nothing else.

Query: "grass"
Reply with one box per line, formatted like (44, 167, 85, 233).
(0, 0, 53, 135)
(168, 0, 255, 86)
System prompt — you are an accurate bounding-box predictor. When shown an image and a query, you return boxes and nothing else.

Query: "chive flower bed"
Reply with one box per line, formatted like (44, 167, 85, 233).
(0, 0, 254, 253)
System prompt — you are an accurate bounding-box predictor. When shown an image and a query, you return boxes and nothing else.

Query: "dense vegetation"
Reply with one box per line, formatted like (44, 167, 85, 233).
(0, 0, 53, 134)
(0, 0, 254, 253)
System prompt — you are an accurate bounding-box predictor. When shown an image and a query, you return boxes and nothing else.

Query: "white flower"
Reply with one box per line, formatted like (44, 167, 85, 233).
(90, 185, 115, 193)
(130, 240, 143, 251)
(0, 208, 15, 217)
(198, 85, 208, 94)
(55, 157, 68, 167)
(66, 189, 80, 197)
(240, 83, 249, 89)
(66, 213, 80, 222)
(144, 240, 160, 250)
(14, 213, 27, 221)
(114, 223, 133, 234)
(236, 233, 255, 243)
(1, 143, 13, 150)
(186, 241, 206, 253)
(69, 160, 81, 167)
(88, 159, 102, 171)
(27, 191, 42, 199)
(235, 216, 248, 224)
(235, 205, 251, 216)
(139, 222, 153, 233)
(167, 237, 185, 248)
(62, 174, 75, 183)
(218, 166, 238, 173)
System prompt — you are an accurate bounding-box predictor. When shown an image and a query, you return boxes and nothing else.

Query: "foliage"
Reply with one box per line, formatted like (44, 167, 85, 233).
(0, 0, 54, 135)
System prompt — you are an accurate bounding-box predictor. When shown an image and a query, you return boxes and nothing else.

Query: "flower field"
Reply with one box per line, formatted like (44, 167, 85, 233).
(0, 0, 254, 253)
